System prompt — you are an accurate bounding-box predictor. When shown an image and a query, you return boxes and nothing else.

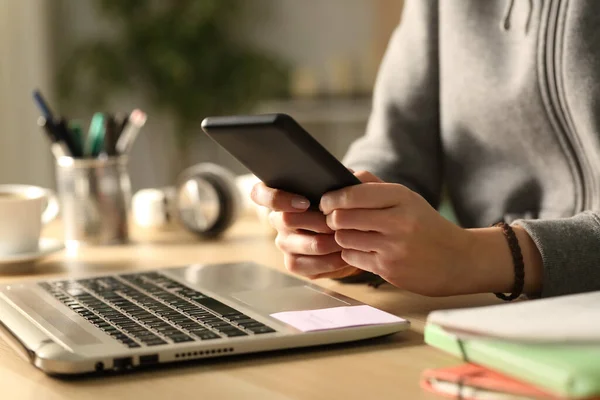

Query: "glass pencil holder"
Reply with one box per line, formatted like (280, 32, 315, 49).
(55, 156, 131, 247)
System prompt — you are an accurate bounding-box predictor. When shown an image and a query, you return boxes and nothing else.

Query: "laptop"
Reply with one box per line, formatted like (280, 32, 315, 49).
(0, 262, 409, 375)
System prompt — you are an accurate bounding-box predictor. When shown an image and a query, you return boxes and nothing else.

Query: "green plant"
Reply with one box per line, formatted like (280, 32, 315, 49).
(58, 0, 289, 145)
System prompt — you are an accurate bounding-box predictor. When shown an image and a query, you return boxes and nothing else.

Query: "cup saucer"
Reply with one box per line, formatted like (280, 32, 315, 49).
(0, 238, 65, 265)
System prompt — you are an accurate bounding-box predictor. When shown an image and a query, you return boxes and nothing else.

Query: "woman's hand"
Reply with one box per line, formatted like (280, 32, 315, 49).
(250, 181, 362, 280)
(319, 171, 483, 296)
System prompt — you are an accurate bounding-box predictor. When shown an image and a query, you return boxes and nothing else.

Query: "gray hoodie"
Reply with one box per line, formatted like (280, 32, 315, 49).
(343, 0, 600, 297)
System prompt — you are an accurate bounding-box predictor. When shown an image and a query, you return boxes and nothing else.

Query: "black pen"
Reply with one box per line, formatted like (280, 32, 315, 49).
(114, 112, 129, 137)
(55, 117, 83, 158)
(103, 113, 118, 156)
(37, 116, 71, 159)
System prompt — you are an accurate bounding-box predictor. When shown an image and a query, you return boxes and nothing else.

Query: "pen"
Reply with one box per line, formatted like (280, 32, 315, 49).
(116, 109, 147, 155)
(68, 121, 84, 157)
(102, 113, 118, 156)
(32, 89, 54, 120)
(37, 116, 71, 159)
(56, 117, 83, 157)
(114, 112, 129, 136)
(86, 112, 106, 157)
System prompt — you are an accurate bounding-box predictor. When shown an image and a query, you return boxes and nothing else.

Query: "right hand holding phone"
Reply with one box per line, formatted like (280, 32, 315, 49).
(250, 180, 362, 280)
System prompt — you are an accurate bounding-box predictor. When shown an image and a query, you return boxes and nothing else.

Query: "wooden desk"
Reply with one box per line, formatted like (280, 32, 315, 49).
(0, 215, 501, 400)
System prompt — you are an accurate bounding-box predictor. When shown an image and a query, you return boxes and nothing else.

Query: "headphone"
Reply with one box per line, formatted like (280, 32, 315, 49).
(132, 163, 243, 238)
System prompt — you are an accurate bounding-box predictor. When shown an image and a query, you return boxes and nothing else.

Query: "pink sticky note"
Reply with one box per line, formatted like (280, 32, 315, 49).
(270, 305, 405, 332)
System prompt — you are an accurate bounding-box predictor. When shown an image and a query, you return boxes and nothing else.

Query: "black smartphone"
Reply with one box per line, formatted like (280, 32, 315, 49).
(200, 113, 360, 209)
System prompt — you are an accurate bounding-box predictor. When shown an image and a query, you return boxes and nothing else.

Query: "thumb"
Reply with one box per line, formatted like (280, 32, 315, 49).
(354, 170, 383, 183)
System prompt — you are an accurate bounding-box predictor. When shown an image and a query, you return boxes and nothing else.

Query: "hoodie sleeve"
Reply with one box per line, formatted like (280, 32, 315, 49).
(343, 0, 442, 208)
(514, 212, 600, 297)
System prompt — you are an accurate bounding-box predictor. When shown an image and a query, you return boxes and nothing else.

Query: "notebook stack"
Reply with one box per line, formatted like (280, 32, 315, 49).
(422, 291, 600, 400)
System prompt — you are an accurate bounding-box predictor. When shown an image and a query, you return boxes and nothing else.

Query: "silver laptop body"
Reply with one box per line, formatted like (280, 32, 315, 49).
(0, 262, 409, 375)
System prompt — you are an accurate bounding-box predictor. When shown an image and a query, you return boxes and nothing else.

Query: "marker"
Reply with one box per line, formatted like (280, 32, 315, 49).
(37, 116, 70, 159)
(86, 112, 106, 157)
(68, 121, 84, 157)
(116, 109, 147, 154)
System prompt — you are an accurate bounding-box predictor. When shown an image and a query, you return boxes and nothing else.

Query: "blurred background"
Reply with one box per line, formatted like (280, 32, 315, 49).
(0, 0, 404, 191)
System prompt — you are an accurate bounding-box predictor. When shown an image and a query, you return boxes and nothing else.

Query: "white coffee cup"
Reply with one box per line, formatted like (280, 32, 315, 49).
(0, 185, 59, 256)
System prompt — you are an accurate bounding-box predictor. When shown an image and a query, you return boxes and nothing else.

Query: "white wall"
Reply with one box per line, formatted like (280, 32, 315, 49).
(0, 0, 55, 187)
(240, 0, 377, 94)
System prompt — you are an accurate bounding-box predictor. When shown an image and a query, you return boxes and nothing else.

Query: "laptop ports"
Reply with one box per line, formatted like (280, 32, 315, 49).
(139, 354, 159, 366)
(113, 357, 133, 371)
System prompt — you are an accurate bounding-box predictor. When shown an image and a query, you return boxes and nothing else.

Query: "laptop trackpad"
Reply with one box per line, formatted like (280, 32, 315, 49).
(232, 285, 350, 314)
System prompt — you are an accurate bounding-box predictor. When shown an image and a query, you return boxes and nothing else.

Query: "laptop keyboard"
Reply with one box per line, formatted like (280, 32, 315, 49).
(39, 272, 276, 349)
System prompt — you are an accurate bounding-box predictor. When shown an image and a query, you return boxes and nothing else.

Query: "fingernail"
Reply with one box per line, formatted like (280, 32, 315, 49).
(291, 196, 310, 210)
(320, 195, 331, 212)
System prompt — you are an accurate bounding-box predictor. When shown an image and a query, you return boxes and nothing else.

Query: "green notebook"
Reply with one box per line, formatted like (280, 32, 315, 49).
(424, 323, 600, 399)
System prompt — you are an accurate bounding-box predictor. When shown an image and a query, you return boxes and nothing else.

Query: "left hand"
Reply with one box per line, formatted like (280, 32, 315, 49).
(320, 171, 476, 296)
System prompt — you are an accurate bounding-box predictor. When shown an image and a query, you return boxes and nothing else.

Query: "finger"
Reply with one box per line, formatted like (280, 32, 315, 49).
(309, 266, 362, 280)
(326, 208, 396, 232)
(251, 182, 310, 212)
(284, 252, 348, 277)
(354, 170, 383, 183)
(320, 183, 410, 214)
(269, 211, 333, 233)
(334, 230, 387, 252)
(340, 249, 377, 274)
(276, 232, 342, 255)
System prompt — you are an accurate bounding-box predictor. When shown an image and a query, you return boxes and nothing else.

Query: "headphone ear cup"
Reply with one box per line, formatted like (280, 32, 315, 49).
(175, 163, 241, 238)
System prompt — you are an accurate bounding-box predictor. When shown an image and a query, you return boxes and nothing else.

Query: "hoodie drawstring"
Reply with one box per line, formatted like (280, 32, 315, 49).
(501, 0, 534, 33)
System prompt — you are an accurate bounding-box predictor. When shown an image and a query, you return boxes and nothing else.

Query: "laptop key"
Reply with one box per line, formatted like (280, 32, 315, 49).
(113, 333, 130, 341)
(145, 339, 168, 346)
(236, 321, 264, 329)
(122, 339, 141, 347)
(185, 309, 211, 315)
(124, 326, 148, 333)
(188, 328, 210, 335)
(216, 326, 246, 334)
(132, 332, 156, 340)
(248, 326, 276, 334)
(203, 317, 222, 323)
(193, 298, 238, 316)
(169, 335, 195, 343)
(195, 332, 220, 340)
(180, 326, 205, 332)
(225, 314, 249, 321)
(223, 330, 248, 337)
(119, 322, 140, 328)
(140, 335, 161, 342)
(206, 321, 234, 329)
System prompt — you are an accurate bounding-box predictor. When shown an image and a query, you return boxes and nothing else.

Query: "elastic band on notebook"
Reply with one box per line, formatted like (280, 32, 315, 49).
(455, 339, 488, 400)
(457, 339, 468, 400)
(457, 375, 465, 400)
(457, 338, 469, 363)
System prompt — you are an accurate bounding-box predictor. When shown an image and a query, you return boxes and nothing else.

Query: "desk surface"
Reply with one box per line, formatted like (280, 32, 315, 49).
(0, 215, 501, 400)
